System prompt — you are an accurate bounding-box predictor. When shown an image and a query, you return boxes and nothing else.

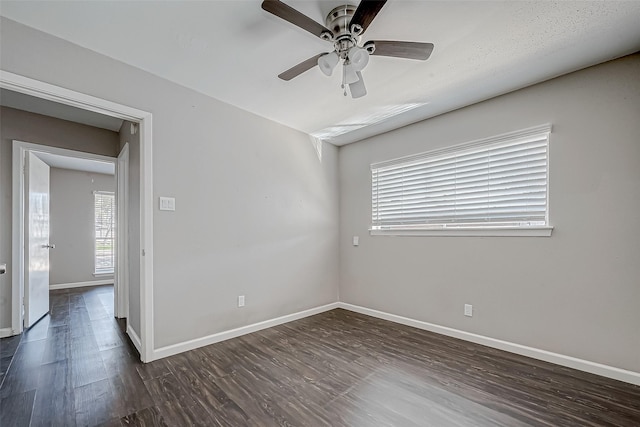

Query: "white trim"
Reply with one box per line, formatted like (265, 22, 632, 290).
(127, 324, 143, 355)
(49, 280, 113, 290)
(0, 327, 14, 338)
(139, 115, 154, 362)
(2, 70, 153, 363)
(115, 144, 130, 319)
(370, 226, 553, 237)
(11, 142, 25, 335)
(338, 303, 640, 386)
(152, 303, 340, 361)
(0, 71, 145, 122)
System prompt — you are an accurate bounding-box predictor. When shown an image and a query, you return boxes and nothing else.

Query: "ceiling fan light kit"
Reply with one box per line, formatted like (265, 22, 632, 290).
(318, 51, 340, 76)
(261, 0, 434, 98)
(348, 46, 370, 71)
(349, 71, 367, 98)
(344, 62, 360, 85)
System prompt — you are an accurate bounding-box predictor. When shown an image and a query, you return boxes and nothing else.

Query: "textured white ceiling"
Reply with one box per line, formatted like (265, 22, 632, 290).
(2, 1, 639, 146)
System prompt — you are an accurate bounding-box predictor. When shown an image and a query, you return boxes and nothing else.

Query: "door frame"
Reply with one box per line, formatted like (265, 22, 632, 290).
(2, 70, 155, 362)
(116, 143, 130, 319)
(15, 143, 116, 325)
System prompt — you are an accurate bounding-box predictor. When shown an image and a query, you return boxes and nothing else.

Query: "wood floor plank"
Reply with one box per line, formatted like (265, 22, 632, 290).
(155, 399, 216, 427)
(143, 372, 194, 406)
(41, 326, 72, 364)
(120, 406, 167, 426)
(0, 339, 46, 398)
(200, 368, 289, 425)
(75, 378, 121, 426)
(168, 353, 249, 425)
(93, 325, 126, 352)
(0, 335, 22, 359)
(21, 316, 51, 343)
(95, 418, 123, 427)
(100, 346, 140, 377)
(71, 349, 109, 388)
(135, 358, 172, 382)
(0, 389, 36, 427)
(108, 368, 155, 418)
(31, 360, 76, 427)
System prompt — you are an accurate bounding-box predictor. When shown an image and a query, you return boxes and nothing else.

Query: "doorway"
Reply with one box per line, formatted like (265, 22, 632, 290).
(1, 70, 155, 362)
(14, 142, 120, 330)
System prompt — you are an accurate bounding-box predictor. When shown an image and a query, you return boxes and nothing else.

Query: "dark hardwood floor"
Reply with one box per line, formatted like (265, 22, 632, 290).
(1, 285, 639, 426)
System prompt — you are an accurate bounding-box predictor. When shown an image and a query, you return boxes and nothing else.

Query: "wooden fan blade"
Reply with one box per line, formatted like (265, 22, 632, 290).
(367, 41, 434, 60)
(350, 0, 387, 34)
(278, 53, 327, 81)
(262, 0, 333, 39)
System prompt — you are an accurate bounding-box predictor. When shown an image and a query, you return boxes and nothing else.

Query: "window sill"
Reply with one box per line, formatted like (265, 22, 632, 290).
(369, 226, 553, 237)
(93, 272, 114, 277)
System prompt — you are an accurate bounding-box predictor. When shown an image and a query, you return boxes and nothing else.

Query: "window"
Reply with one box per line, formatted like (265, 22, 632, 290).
(371, 125, 552, 236)
(95, 191, 115, 274)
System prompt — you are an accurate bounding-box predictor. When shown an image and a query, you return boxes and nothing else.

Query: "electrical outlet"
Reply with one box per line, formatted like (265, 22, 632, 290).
(464, 304, 473, 317)
(238, 295, 245, 307)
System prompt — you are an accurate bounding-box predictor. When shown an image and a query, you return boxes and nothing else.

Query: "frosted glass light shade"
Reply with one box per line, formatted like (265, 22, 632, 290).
(318, 51, 339, 76)
(344, 63, 359, 84)
(348, 46, 370, 71)
(349, 71, 367, 98)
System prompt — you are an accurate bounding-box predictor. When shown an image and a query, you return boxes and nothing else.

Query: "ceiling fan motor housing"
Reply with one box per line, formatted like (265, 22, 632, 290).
(324, 5, 360, 58)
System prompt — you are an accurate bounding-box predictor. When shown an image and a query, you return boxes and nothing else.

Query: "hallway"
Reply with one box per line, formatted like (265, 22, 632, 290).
(0, 285, 148, 426)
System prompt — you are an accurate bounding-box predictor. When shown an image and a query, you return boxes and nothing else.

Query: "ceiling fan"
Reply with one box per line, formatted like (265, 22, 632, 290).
(261, 0, 434, 98)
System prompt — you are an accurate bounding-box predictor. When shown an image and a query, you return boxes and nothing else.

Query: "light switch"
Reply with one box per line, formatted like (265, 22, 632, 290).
(159, 197, 175, 211)
(352, 236, 359, 246)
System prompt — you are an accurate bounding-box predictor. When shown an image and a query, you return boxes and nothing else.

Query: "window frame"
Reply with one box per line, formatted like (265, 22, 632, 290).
(94, 190, 116, 275)
(370, 125, 553, 237)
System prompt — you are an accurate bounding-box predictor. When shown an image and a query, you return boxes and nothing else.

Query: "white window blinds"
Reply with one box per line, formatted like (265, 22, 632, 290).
(371, 125, 551, 230)
(95, 191, 115, 274)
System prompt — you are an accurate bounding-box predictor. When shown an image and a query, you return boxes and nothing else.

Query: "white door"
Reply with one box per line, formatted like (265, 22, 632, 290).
(24, 151, 51, 328)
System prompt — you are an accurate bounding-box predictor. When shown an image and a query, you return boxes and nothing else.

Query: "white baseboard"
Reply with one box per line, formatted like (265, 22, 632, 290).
(0, 327, 15, 338)
(50, 279, 113, 290)
(152, 302, 340, 361)
(127, 324, 142, 355)
(338, 302, 640, 387)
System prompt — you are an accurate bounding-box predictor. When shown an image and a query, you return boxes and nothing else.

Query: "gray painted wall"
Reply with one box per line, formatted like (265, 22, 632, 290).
(49, 167, 115, 285)
(119, 121, 141, 336)
(0, 18, 340, 347)
(0, 105, 120, 327)
(338, 54, 640, 373)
